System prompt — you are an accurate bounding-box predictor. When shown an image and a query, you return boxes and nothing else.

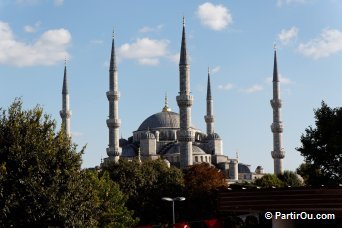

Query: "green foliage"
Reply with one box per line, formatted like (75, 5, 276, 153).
(84, 170, 138, 227)
(102, 159, 184, 225)
(254, 174, 283, 188)
(296, 163, 326, 186)
(0, 99, 136, 227)
(296, 101, 342, 185)
(278, 170, 303, 187)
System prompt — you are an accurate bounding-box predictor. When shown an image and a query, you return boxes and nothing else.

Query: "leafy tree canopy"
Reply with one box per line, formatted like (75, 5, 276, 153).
(254, 174, 283, 188)
(296, 101, 342, 185)
(102, 159, 184, 225)
(0, 99, 136, 227)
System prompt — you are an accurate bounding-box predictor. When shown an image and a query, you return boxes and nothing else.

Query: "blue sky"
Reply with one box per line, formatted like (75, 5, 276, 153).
(1, 0, 342, 173)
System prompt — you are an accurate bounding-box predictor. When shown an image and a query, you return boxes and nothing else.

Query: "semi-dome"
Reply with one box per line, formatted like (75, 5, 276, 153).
(164, 143, 207, 155)
(138, 111, 180, 131)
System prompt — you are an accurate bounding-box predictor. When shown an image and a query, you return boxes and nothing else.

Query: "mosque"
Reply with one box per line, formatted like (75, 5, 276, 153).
(60, 19, 286, 181)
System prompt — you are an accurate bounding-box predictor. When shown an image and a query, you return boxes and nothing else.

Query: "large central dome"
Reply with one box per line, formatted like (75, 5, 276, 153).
(137, 111, 180, 131)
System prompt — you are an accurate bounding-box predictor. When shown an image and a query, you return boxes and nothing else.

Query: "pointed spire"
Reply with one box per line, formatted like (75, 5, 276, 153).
(207, 67, 212, 100)
(273, 44, 279, 82)
(62, 59, 68, 94)
(179, 17, 188, 65)
(110, 29, 117, 71)
(162, 92, 171, 112)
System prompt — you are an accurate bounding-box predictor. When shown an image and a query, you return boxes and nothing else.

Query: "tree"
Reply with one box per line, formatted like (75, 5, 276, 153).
(278, 170, 303, 187)
(0, 99, 136, 227)
(182, 163, 228, 221)
(102, 159, 184, 225)
(296, 163, 325, 186)
(85, 170, 138, 227)
(296, 101, 342, 185)
(254, 174, 283, 188)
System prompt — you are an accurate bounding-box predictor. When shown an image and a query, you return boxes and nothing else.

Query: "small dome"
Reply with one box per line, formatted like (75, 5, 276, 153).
(255, 166, 264, 174)
(141, 131, 155, 139)
(238, 163, 251, 173)
(207, 132, 221, 140)
(121, 145, 136, 157)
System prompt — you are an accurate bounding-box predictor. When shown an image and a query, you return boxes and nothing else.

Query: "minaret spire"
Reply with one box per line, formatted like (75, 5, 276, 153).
(177, 17, 194, 168)
(270, 47, 285, 174)
(179, 17, 188, 65)
(60, 60, 71, 137)
(106, 31, 121, 163)
(205, 67, 214, 135)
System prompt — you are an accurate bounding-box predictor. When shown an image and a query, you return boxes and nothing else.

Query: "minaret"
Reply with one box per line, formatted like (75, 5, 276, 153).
(270, 46, 285, 174)
(60, 60, 71, 137)
(176, 17, 194, 168)
(204, 67, 214, 135)
(106, 31, 121, 162)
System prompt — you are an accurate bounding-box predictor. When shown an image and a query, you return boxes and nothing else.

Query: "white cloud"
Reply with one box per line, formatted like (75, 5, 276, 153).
(277, 0, 308, 7)
(0, 21, 71, 67)
(218, 83, 234, 91)
(241, 84, 263, 94)
(138, 58, 159, 65)
(23, 21, 41, 33)
(278, 27, 298, 44)
(266, 74, 292, 84)
(139, 24, 164, 33)
(211, 66, 221, 74)
(197, 2, 232, 31)
(53, 0, 64, 6)
(118, 38, 169, 65)
(298, 28, 342, 59)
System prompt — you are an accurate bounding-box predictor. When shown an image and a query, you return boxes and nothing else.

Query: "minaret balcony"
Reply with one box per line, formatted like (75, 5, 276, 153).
(59, 110, 71, 118)
(178, 130, 194, 142)
(106, 118, 121, 128)
(271, 122, 283, 133)
(106, 91, 120, 101)
(271, 149, 285, 159)
(270, 99, 282, 109)
(204, 115, 214, 123)
(107, 147, 121, 156)
(176, 95, 193, 107)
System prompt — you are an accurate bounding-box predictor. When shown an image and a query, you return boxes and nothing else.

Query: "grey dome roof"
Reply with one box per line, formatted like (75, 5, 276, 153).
(138, 111, 180, 131)
(165, 143, 207, 155)
(238, 163, 251, 173)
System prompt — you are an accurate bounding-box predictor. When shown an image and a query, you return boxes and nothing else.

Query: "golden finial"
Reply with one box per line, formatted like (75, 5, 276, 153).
(162, 92, 171, 112)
